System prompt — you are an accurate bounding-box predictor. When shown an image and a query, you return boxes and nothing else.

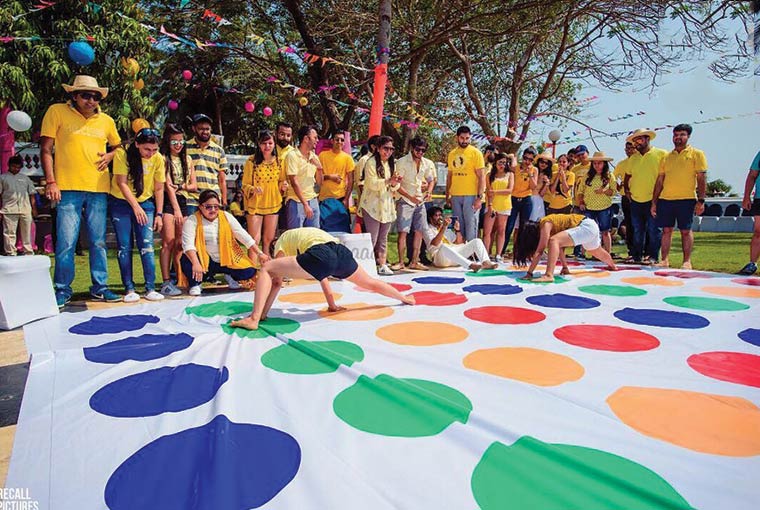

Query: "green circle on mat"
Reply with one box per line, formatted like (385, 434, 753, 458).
(471, 437, 691, 510)
(579, 285, 647, 297)
(222, 317, 300, 339)
(663, 296, 750, 312)
(333, 374, 472, 437)
(517, 275, 569, 285)
(262, 340, 364, 374)
(466, 269, 512, 277)
(186, 300, 252, 318)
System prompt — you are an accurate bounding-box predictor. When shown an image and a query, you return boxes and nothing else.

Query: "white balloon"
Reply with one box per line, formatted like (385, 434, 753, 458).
(6, 110, 32, 132)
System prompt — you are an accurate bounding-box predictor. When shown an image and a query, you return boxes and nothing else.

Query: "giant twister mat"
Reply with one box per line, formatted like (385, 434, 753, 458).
(5, 263, 760, 509)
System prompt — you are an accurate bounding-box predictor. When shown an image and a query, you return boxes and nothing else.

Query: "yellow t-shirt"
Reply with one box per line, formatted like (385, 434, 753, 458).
(319, 149, 355, 200)
(447, 145, 485, 196)
(540, 213, 585, 237)
(274, 227, 339, 256)
(110, 149, 166, 202)
(276, 144, 294, 160)
(490, 175, 512, 212)
(40, 103, 121, 193)
(547, 169, 575, 210)
(659, 145, 708, 200)
(577, 174, 617, 211)
(570, 162, 590, 206)
(512, 165, 536, 198)
(625, 147, 668, 202)
(613, 157, 632, 183)
(285, 149, 318, 202)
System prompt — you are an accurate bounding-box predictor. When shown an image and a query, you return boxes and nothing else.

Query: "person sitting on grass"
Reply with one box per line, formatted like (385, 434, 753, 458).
(179, 190, 258, 296)
(513, 213, 617, 283)
(421, 206, 498, 272)
(230, 227, 415, 331)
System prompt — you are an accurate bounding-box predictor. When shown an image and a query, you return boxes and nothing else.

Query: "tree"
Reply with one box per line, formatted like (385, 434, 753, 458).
(707, 178, 733, 197)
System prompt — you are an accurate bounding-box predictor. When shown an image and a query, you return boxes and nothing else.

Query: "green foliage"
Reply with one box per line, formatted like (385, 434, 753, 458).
(707, 179, 733, 196)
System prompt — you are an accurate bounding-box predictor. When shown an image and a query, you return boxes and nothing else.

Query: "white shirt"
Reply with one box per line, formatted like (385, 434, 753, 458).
(394, 153, 436, 205)
(182, 211, 255, 263)
(422, 224, 456, 258)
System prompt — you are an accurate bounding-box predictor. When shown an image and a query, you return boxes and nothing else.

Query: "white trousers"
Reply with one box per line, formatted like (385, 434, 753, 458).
(433, 239, 491, 269)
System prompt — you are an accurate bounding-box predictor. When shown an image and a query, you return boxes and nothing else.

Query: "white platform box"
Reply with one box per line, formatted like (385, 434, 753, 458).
(331, 232, 378, 276)
(0, 255, 58, 330)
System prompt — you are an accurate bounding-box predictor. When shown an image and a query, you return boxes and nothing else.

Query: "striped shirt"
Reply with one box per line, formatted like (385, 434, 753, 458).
(186, 139, 227, 195)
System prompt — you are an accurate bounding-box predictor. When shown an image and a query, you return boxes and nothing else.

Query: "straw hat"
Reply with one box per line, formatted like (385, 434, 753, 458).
(588, 151, 613, 162)
(62, 75, 109, 98)
(625, 128, 656, 143)
(535, 150, 555, 163)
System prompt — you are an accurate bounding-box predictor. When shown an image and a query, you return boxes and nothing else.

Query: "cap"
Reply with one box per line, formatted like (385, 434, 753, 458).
(191, 113, 213, 125)
(575, 144, 589, 154)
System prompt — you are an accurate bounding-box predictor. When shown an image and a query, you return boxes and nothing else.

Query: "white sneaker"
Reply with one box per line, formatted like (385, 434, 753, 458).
(123, 291, 140, 303)
(189, 285, 202, 296)
(224, 274, 241, 290)
(144, 290, 165, 301)
(495, 255, 503, 263)
(378, 264, 394, 276)
(160, 280, 182, 297)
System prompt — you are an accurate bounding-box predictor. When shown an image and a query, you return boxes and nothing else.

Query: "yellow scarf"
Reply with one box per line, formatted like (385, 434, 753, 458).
(178, 211, 254, 287)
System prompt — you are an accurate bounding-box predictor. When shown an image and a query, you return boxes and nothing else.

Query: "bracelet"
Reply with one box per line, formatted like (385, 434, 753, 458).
(156, 212, 163, 217)
(46, 181, 56, 185)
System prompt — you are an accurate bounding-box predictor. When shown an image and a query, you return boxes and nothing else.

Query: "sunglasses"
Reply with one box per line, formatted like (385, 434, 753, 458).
(169, 140, 186, 147)
(78, 92, 102, 102)
(523, 156, 535, 161)
(334, 138, 345, 142)
(412, 147, 427, 153)
(202, 204, 220, 211)
(380, 146, 395, 152)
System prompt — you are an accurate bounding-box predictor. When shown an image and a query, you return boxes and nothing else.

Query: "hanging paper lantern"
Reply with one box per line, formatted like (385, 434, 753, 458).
(6, 110, 32, 132)
(168, 100, 179, 111)
(68, 41, 95, 66)
(131, 118, 150, 134)
(182, 70, 193, 81)
(121, 57, 140, 76)
(299, 97, 309, 107)
(133, 78, 145, 91)
(263, 106, 273, 117)
(244, 101, 255, 113)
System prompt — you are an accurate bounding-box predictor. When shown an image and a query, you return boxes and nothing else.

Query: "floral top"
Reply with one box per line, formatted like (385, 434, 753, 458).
(359, 158, 398, 223)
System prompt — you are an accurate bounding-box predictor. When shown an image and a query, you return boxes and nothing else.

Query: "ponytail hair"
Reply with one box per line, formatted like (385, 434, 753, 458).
(512, 221, 541, 267)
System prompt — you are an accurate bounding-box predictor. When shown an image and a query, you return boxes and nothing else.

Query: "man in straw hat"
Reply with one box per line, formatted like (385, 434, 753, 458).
(651, 124, 708, 269)
(40, 75, 122, 308)
(622, 128, 668, 264)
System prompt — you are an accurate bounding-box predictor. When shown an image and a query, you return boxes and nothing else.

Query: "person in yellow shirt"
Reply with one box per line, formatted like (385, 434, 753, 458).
(445, 126, 485, 241)
(613, 141, 636, 259)
(569, 145, 591, 209)
(285, 125, 323, 229)
(40, 76, 122, 307)
(503, 148, 537, 256)
(546, 153, 575, 214)
(319, 132, 354, 233)
(623, 128, 669, 264)
(482, 153, 514, 261)
(651, 124, 708, 269)
(109, 128, 166, 303)
(577, 151, 617, 253)
(229, 227, 415, 331)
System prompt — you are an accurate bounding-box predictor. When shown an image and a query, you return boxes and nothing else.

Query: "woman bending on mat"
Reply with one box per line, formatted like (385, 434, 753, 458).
(231, 227, 415, 330)
(513, 213, 617, 283)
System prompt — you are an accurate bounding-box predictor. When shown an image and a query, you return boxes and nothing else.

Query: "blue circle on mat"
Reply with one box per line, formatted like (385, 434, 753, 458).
(738, 328, 760, 348)
(84, 333, 194, 364)
(90, 364, 229, 417)
(105, 415, 301, 510)
(613, 307, 709, 329)
(526, 293, 600, 309)
(412, 276, 465, 285)
(69, 315, 160, 335)
(463, 284, 523, 296)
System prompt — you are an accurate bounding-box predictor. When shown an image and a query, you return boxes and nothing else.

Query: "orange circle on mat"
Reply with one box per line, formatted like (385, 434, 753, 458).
(318, 302, 394, 321)
(464, 347, 584, 386)
(571, 270, 610, 278)
(607, 386, 760, 456)
(376, 321, 469, 346)
(283, 278, 316, 288)
(280, 291, 342, 304)
(621, 277, 684, 287)
(701, 286, 760, 298)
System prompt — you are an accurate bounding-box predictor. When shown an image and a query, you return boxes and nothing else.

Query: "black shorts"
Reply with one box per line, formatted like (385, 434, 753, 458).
(296, 242, 358, 281)
(750, 199, 760, 216)
(163, 193, 188, 216)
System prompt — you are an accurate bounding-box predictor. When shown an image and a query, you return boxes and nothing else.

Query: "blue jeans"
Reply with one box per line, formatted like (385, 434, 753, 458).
(450, 195, 480, 241)
(109, 197, 157, 292)
(630, 199, 661, 261)
(179, 254, 256, 287)
(285, 198, 320, 229)
(54, 191, 109, 298)
(504, 196, 533, 251)
(585, 207, 613, 232)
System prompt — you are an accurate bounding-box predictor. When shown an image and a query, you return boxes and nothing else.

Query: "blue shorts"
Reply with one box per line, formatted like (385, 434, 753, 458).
(656, 199, 696, 230)
(296, 242, 358, 281)
(584, 207, 613, 232)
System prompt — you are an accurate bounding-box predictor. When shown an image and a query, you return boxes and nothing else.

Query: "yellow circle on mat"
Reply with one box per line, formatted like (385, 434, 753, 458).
(376, 321, 469, 346)
(464, 347, 585, 386)
(571, 270, 610, 278)
(607, 386, 760, 457)
(283, 278, 316, 288)
(280, 292, 342, 304)
(318, 303, 394, 321)
(621, 277, 684, 287)
(701, 286, 760, 298)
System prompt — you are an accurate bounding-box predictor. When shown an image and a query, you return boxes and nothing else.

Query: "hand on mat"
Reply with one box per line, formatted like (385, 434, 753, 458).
(327, 305, 347, 312)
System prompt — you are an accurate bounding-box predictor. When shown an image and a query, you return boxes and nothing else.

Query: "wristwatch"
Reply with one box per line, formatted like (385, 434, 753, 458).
(156, 212, 163, 217)
(476, 194, 483, 199)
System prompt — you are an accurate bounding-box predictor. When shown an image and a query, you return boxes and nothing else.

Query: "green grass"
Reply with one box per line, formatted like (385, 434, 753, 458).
(52, 232, 754, 297)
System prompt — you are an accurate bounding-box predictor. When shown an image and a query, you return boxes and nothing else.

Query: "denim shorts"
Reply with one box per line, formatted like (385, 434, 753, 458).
(584, 207, 613, 232)
(656, 199, 696, 230)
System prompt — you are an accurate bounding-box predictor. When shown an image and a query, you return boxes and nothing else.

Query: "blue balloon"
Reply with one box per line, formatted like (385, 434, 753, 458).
(68, 41, 95, 66)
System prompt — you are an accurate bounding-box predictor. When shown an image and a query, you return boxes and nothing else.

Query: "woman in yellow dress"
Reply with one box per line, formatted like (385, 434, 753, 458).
(242, 131, 287, 257)
(482, 153, 514, 261)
